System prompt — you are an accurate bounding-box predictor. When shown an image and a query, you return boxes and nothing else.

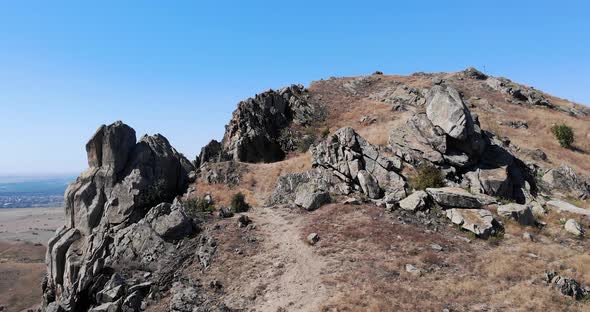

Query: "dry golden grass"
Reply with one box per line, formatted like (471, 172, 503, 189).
(300, 204, 590, 311)
(190, 153, 312, 207)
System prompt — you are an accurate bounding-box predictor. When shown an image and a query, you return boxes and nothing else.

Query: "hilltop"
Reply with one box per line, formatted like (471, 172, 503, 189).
(36, 68, 590, 312)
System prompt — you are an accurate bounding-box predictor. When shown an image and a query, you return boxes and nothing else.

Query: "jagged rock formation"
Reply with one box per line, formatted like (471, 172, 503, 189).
(43, 121, 195, 312)
(542, 165, 590, 200)
(389, 83, 535, 203)
(221, 84, 321, 163)
(195, 140, 226, 168)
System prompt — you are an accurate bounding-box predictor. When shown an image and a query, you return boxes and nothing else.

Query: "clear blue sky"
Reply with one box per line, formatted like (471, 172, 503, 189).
(0, 1, 588, 175)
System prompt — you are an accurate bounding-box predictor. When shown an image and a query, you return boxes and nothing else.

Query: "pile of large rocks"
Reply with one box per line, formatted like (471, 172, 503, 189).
(270, 127, 407, 210)
(43, 121, 196, 312)
(389, 83, 536, 204)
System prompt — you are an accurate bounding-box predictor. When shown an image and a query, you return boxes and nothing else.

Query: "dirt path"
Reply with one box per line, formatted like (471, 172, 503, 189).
(251, 206, 329, 311)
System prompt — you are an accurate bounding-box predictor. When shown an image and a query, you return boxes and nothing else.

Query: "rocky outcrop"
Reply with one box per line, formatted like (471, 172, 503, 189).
(389, 84, 535, 203)
(446, 208, 501, 238)
(486, 77, 554, 108)
(497, 203, 535, 226)
(43, 121, 195, 312)
(546, 200, 590, 216)
(195, 140, 227, 168)
(221, 84, 320, 163)
(312, 127, 406, 200)
(461, 67, 488, 80)
(389, 84, 486, 167)
(542, 165, 590, 200)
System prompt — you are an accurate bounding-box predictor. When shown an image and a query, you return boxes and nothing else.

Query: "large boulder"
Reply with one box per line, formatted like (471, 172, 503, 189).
(43, 121, 196, 312)
(389, 84, 534, 204)
(221, 84, 318, 163)
(425, 85, 471, 140)
(497, 203, 535, 226)
(294, 184, 331, 211)
(446, 208, 501, 238)
(426, 187, 495, 208)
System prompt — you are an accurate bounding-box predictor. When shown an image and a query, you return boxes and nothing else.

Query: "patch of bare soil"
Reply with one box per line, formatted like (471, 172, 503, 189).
(0, 240, 46, 312)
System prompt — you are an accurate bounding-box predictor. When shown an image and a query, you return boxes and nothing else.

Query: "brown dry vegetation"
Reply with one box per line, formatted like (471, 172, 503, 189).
(0, 240, 46, 311)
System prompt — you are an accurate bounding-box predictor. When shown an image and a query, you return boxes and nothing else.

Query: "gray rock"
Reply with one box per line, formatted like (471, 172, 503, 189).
(430, 243, 443, 251)
(405, 264, 422, 276)
(462, 67, 488, 80)
(446, 208, 501, 238)
(145, 202, 194, 241)
(542, 165, 590, 200)
(564, 219, 584, 237)
(45, 302, 63, 312)
(307, 233, 320, 245)
(498, 120, 528, 129)
(546, 200, 590, 216)
(44, 121, 195, 311)
(426, 187, 495, 208)
(218, 207, 234, 218)
(545, 271, 589, 300)
(222, 84, 318, 163)
(425, 85, 470, 140)
(497, 203, 535, 226)
(399, 191, 428, 211)
(357, 170, 381, 199)
(268, 168, 339, 206)
(170, 282, 199, 312)
(196, 139, 227, 167)
(312, 127, 405, 200)
(294, 184, 330, 211)
(522, 232, 533, 241)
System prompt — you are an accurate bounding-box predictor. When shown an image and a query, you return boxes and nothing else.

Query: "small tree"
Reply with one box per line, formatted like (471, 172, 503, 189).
(230, 192, 250, 213)
(409, 162, 445, 191)
(551, 124, 574, 148)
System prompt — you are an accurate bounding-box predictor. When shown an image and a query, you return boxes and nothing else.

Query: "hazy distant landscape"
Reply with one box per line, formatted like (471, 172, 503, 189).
(0, 175, 73, 208)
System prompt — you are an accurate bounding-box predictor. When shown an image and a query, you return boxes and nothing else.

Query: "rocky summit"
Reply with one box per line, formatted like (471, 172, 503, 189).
(41, 68, 590, 311)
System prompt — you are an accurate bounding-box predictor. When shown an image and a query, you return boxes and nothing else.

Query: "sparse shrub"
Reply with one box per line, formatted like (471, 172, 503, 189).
(297, 134, 317, 153)
(551, 123, 574, 148)
(184, 197, 214, 217)
(320, 127, 330, 139)
(230, 192, 250, 213)
(409, 163, 445, 191)
(373, 71, 383, 75)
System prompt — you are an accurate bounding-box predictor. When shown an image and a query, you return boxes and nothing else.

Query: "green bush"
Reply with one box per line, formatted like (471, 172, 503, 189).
(230, 192, 250, 213)
(184, 197, 214, 217)
(409, 162, 445, 191)
(551, 124, 574, 148)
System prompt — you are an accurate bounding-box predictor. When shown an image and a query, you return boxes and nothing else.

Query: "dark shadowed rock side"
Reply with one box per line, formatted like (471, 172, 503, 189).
(220, 84, 322, 164)
(43, 121, 195, 312)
